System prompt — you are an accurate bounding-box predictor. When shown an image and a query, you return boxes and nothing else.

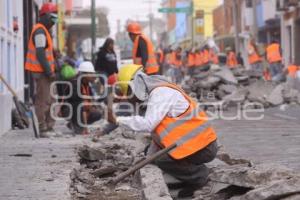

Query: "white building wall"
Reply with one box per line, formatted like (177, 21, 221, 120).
(0, 0, 24, 135)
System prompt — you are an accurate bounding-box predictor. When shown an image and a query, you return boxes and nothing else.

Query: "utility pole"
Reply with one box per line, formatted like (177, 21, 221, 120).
(91, 0, 96, 63)
(232, 0, 240, 51)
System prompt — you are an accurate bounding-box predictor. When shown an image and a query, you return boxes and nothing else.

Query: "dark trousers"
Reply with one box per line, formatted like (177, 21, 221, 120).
(154, 140, 218, 185)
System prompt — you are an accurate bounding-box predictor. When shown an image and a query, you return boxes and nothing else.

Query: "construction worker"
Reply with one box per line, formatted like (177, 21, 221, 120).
(201, 45, 210, 66)
(194, 49, 203, 67)
(248, 39, 263, 76)
(209, 48, 219, 65)
(226, 47, 238, 68)
(25, 2, 58, 138)
(127, 22, 159, 75)
(65, 62, 103, 135)
(187, 49, 195, 75)
(266, 40, 283, 79)
(170, 47, 183, 83)
(108, 64, 218, 198)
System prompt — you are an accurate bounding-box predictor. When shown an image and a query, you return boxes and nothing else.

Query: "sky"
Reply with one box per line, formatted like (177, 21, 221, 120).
(82, 0, 163, 37)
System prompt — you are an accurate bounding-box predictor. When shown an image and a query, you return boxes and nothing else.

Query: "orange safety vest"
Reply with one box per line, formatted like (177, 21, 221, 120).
(287, 65, 299, 78)
(153, 83, 217, 160)
(187, 52, 195, 68)
(81, 84, 91, 111)
(133, 34, 159, 75)
(227, 51, 238, 68)
(194, 52, 203, 67)
(248, 44, 262, 64)
(202, 49, 210, 65)
(266, 43, 282, 64)
(209, 49, 219, 64)
(170, 51, 182, 67)
(25, 23, 55, 73)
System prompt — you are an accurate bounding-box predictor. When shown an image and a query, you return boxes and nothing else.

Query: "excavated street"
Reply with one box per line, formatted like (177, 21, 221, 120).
(0, 106, 299, 200)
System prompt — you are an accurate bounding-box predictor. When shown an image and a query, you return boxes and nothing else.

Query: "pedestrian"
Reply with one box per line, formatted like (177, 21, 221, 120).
(107, 64, 218, 198)
(226, 47, 238, 68)
(156, 46, 164, 75)
(66, 61, 103, 135)
(127, 22, 159, 75)
(95, 37, 118, 81)
(266, 40, 283, 79)
(248, 39, 263, 76)
(25, 2, 59, 138)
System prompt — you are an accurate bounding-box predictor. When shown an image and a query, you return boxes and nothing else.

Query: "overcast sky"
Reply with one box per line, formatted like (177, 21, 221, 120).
(83, 0, 163, 37)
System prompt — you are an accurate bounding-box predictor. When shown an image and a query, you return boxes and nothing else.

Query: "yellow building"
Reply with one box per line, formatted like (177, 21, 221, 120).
(193, 0, 220, 38)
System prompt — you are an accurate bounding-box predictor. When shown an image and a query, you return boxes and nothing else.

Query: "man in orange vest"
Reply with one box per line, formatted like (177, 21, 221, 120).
(25, 3, 58, 138)
(194, 49, 203, 67)
(170, 47, 183, 83)
(127, 22, 159, 75)
(108, 64, 218, 198)
(187, 48, 195, 75)
(248, 39, 263, 76)
(226, 47, 238, 68)
(266, 40, 283, 78)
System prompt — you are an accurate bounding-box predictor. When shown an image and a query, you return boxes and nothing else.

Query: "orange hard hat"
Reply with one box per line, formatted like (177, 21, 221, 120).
(127, 22, 141, 34)
(40, 2, 57, 16)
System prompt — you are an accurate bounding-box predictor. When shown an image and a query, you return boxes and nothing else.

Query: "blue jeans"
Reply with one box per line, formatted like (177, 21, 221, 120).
(269, 62, 283, 78)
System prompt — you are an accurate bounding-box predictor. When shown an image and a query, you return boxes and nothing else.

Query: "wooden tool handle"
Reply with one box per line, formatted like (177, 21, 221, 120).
(0, 73, 17, 97)
(111, 143, 176, 185)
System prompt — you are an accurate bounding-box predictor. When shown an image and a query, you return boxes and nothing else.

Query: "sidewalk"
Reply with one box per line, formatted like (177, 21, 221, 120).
(0, 123, 87, 200)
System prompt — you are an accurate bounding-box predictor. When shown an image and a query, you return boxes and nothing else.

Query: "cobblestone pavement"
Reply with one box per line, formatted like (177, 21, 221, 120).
(214, 105, 300, 170)
(0, 122, 88, 200)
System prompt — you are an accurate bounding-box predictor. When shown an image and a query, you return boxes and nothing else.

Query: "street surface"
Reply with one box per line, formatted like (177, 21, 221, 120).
(0, 106, 299, 199)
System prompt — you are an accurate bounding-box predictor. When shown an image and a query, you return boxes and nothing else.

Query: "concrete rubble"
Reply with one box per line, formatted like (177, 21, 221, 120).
(182, 66, 300, 109)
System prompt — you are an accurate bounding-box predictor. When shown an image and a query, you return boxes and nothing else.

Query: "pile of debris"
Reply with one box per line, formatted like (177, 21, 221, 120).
(70, 127, 147, 200)
(182, 66, 300, 109)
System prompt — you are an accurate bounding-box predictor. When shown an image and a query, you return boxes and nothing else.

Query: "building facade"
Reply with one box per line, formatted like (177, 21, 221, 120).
(0, 0, 26, 135)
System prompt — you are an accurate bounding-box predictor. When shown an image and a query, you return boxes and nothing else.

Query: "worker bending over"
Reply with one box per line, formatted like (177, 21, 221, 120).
(108, 64, 218, 198)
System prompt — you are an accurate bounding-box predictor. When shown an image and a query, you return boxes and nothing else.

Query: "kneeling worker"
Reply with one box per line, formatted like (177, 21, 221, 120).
(107, 64, 218, 198)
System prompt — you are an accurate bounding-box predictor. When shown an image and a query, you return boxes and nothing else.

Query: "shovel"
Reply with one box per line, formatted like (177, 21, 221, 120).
(109, 143, 176, 187)
(0, 73, 30, 128)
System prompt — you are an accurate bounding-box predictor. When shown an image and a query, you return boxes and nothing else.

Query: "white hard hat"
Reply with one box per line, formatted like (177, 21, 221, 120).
(78, 61, 95, 73)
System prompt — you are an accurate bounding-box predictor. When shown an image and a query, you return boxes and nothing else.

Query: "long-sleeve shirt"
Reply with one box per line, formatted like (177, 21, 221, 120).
(117, 87, 189, 132)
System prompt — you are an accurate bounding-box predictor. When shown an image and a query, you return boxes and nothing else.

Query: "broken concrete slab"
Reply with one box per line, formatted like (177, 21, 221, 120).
(223, 88, 248, 104)
(139, 164, 173, 200)
(266, 84, 285, 106)
(229, 178, 300, 200)
(247, 80, 275, 104)
(78, 145, 105, 162)
(210, 164, 298, 189)
(219, 84, 238, 94)
(213, 67, 238, 85)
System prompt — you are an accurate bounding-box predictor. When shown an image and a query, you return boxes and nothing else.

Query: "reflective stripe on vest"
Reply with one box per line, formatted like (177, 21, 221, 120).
(132, 34, 159, 75)
(153, 84, 217, 160)
(266, 43, 282, 63)
(25, 23, 55, 73)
